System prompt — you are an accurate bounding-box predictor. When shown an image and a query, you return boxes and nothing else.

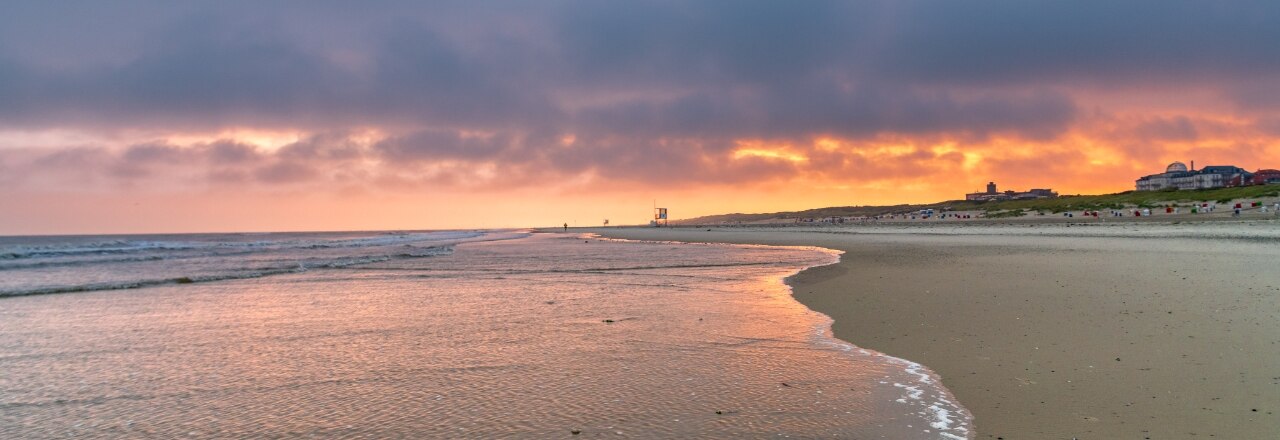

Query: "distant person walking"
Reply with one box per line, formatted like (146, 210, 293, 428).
(563, 223, 568, 231)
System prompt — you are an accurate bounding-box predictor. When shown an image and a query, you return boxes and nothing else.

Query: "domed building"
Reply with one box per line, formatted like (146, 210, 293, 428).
(1135, 161, 1251, 191)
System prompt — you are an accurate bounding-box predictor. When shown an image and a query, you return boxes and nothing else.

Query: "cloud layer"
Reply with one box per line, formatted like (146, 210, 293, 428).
(2, 1, 1280, 232)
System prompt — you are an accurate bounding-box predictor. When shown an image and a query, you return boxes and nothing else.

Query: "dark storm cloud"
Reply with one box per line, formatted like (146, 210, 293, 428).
(103, 17, 350, 125)
(1, 1, 1279, 188)
(550, 0, 869, 87)
(572, 82, 1077, 141)
(3, 1, 1277, 132)
(756, 84, 1078, 140)
(366, 24, 563, 128)
(0, 58, 33, 121)
(0, 8, 561, 130)
(872, 1, 1280, 85)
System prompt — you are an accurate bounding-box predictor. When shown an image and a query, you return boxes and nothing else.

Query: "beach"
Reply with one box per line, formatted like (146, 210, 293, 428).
(0, 231, 972, 439)
(588, 220, 1280, 439)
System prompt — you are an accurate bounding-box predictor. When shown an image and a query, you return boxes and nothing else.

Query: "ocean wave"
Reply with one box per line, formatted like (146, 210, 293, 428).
(0, 268, 305, 298)
(0, 246, 454, 298)
(0, 240, 198, 259)
(0, 231, 484, 260)
(0, 254, 169, 271)
(290, 232, 485, 249)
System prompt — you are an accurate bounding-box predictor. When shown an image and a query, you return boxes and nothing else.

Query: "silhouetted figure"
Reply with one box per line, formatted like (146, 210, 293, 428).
(563, 223, 568, 231)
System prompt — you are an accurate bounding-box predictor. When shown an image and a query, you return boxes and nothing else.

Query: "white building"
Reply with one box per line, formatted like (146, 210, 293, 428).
(1135, 162, 1249, 191)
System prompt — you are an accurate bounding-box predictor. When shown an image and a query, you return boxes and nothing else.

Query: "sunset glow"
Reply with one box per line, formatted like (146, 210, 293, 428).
(2, 1, 1279, 234)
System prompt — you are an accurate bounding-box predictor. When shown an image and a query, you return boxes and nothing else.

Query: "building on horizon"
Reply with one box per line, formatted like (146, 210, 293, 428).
(1134, 161, 1254, 191)
(965, 182, 1058, 201)
(1251, 169, 1280, 185)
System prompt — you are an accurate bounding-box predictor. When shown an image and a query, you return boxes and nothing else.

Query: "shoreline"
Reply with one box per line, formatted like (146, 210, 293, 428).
(584, 220, 1280, 439)
(593, 233, 978, 438)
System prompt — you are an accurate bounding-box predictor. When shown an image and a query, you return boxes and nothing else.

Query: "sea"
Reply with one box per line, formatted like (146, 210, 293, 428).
(0, 230, 971, 439)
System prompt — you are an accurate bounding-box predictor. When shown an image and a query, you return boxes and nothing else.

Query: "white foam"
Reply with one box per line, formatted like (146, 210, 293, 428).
(927, 403, 955, 430)
(893, 383, 924, 400)
(901, 360, 935, 384)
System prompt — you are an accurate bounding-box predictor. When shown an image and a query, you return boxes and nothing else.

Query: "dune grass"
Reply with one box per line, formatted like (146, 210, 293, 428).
(676, 184, 1280, 224)
(954, 185, 1280, 214)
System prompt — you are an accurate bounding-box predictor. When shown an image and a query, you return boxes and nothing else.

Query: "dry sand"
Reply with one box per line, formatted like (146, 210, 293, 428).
(584, 220, 1280, 439)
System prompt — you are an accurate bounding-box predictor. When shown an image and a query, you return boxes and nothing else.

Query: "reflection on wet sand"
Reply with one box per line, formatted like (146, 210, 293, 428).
(0, 233, 970, 439)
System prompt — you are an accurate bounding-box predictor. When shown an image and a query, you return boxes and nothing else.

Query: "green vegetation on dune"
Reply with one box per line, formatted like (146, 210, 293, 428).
(675, 185, 1280, 224)
(957, 185, 1279, 214)
(983, 209, 1028, 218)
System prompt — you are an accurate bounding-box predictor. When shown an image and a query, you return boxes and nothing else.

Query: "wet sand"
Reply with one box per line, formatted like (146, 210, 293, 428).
(586, 220, 1280, 439)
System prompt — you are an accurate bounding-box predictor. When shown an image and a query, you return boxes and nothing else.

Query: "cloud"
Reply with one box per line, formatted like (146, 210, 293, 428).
(206, 140, 262, 164)
(1, 1, 1279, 204)
(254, 161, 317, 184)
(0, 0, 1111, 138)
(1255, 117, 1280, 136)
(550, 1, 868, 88)
(373, 130, 515, 164)
(1129, 116, 1199, 142)
(871, 1, 1280, 87)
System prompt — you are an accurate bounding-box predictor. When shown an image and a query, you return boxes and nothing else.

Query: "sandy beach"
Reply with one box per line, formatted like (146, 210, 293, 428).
(587, 220, 1280, 439)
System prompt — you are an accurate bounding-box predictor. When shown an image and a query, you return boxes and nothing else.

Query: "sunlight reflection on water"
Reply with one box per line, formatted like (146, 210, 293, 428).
(0, 232, 969, 438)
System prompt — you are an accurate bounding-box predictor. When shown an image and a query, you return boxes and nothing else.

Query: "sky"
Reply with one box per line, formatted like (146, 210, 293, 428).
(2, 1, 1279, 234)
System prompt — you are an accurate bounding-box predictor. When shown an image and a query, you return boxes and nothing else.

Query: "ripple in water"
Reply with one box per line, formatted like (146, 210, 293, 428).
(0, 232, 971, 438)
